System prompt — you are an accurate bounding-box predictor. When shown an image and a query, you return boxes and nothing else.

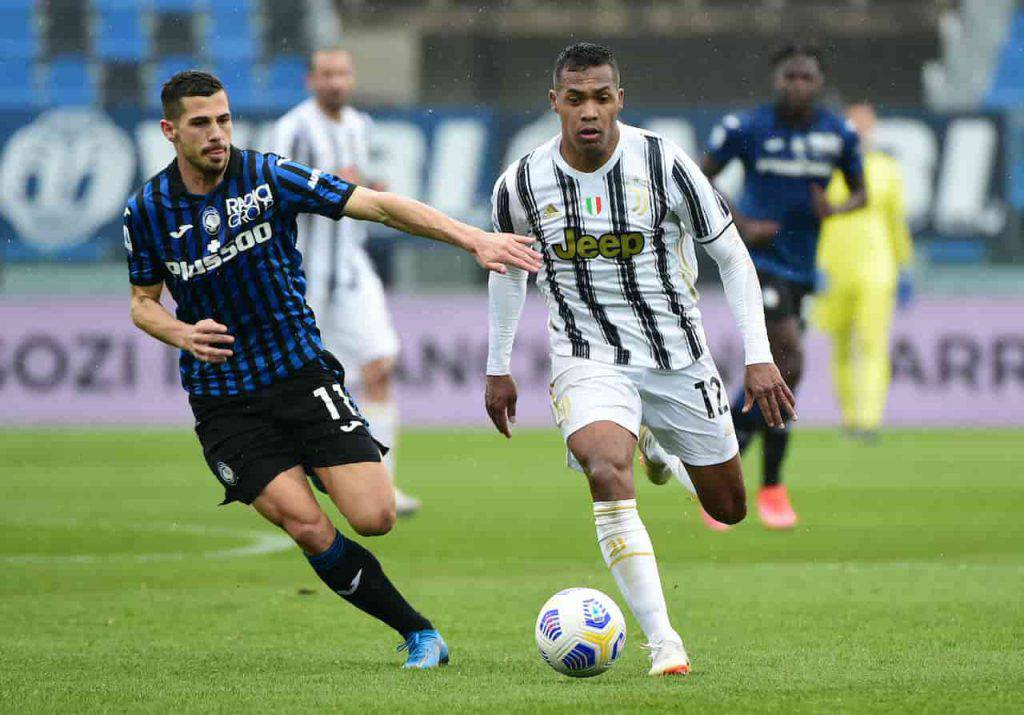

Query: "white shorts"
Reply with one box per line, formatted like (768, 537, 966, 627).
(549, 352, 739, 472)
(316, 247, 400, 382)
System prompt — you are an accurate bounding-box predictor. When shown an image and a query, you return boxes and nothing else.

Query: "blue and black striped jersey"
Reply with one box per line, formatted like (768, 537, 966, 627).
(123, 147, 356, 396)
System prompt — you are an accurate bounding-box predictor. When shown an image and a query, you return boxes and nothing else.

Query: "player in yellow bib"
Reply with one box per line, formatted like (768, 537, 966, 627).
(815, 103, 914, 439)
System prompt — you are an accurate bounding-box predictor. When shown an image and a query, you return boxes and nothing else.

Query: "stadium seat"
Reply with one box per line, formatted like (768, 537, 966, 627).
(150, 54, 201, 109)
(208, 2, 258, 61)
(986, 10, 1024, 108)
(43, 0, 90, 56)
(152, 11, 198, 57)
(152, 0, 205, 10)
(0, 4, 36, 59)
(214, 59, 260, 111)
(44, 55, 96, 105)
(264, 56, 306, 110)
(94, 6, 148, 61)
(0, 59, 36, 107)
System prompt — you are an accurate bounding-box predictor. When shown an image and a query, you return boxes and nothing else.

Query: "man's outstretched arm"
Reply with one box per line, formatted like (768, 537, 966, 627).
(343, 186, 541, 275)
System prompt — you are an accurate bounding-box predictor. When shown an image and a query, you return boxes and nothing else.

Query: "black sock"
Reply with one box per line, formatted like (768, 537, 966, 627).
(730, 388, 762, 455)
(762, 426, 790, 487)
(307, 531, 433, 639)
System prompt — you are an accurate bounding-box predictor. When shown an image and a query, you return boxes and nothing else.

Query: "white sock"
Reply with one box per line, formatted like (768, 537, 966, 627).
(362, 399, 398, 478)
(593, 499, 677, 644)
(645, 430, 697, 497)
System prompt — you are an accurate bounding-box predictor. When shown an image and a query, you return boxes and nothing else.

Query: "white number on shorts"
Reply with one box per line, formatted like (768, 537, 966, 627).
(313, 384, 358, 421)
(694, 377, 729, 419)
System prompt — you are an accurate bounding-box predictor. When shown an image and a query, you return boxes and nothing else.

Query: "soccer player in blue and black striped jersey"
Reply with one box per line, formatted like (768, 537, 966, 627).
(124, 71, 541, 668)
(701, 45, 866, 530)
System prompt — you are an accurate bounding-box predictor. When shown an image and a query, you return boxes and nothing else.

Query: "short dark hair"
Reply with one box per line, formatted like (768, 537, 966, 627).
(553, 42, 619, 87)
(772, 43, 825, 73)
(161, 70, 225, 120)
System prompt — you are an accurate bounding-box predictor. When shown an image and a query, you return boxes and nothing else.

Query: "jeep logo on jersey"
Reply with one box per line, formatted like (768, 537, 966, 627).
(165, 222, 273, 281)
(552, 229, 645, 261)
(226, 182, 273, 228)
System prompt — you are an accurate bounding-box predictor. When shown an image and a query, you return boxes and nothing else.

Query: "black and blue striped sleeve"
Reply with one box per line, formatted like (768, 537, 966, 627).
(268, 155, 356, 220)
(123, 198, 162, 286)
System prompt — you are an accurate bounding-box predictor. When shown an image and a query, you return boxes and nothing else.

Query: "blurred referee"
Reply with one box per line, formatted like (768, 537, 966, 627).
(271, 48, 421, 517)
(124, 71, 540, 668)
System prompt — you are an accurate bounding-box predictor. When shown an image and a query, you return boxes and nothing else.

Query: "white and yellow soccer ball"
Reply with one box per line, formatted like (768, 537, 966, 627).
(534, 587, 627, 677)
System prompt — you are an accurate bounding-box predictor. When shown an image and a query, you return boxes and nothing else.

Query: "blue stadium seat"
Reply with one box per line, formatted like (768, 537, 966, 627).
(0, 5, 36, 59)
(214, 59, 259, 111)
(0, 58, 36, 107)
(95, 5, 147, 61)
(208, 1, 258, 61)
(150, 54, 200, 109)
(152, 0, 205, 10)
(986, 11, 1024, 109)
(264, 56, 306, 110)
(45, 56, 96, 105)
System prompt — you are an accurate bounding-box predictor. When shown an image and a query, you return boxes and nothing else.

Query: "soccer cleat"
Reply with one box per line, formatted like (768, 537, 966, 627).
(700, 507, 732, 532)
(757, 485, 798, 530)
(399, 629, 449, 669)
(644, 636, 691, 676)
(638, 426, 673, 486)
(394, 487, 422, 517)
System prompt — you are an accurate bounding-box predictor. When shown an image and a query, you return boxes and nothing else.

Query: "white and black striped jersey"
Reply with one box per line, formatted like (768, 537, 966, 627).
(271, 100, 374, 306)
(491, 122, 734, 371)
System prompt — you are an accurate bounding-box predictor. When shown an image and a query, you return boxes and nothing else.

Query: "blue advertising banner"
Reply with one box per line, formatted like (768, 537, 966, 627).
(0, 106, 1008, 262)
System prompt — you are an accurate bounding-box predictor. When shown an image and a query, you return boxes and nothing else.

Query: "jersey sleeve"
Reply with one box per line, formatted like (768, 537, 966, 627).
(666, 143, 734, 243)
(123, 201, 162, 286)
(268, 114, 305, 160)
(490, 166, 529, 236)
(706, 113, 749, 167)
(838, 117, 865, 183)
(268, 154, 356, 220)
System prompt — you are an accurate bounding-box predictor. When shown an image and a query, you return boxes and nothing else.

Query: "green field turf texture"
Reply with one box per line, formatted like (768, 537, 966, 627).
(1, 428, 1022, 713)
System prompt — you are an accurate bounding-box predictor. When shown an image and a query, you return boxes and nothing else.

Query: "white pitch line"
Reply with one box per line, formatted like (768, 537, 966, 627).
(0, 523, 293, 564)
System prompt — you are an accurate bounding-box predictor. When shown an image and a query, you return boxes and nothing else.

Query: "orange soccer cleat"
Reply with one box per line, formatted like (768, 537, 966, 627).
(757, 485, 798, 530)
(700, 507, 732, 532)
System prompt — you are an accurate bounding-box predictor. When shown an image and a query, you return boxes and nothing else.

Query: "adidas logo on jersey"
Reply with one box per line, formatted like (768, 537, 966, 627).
(552, 229, 645, 261)
(542, 203, 561, 218)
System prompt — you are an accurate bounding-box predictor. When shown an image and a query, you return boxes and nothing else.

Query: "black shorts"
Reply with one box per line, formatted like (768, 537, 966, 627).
(758, 270, 813, 324)
(189, 352, 387, 505)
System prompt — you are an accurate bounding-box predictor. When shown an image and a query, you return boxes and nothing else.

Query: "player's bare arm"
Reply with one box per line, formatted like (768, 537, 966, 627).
(343, 186, 542, 274)
(700, 155, 780, 246)
(810, 172, 867, 219)
(130, 282, 235, 364)
(485, 374, 518, 439)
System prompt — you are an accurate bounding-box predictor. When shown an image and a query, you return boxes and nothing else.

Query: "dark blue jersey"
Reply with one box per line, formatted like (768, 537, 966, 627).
(707, 103, 863, 285)
(124, 147, 356, 396)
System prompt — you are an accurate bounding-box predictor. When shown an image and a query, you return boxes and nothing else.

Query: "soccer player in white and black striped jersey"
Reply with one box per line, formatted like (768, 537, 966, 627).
(271, 48, 421, 517)
(484, 43, 796, 676)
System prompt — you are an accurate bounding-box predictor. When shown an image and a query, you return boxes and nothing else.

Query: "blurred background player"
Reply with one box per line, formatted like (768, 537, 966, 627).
(486, 43, 794, 676)
(701, 44, 866, 530)
(271, 48, 421, 516)
(815, 102, 914, 441)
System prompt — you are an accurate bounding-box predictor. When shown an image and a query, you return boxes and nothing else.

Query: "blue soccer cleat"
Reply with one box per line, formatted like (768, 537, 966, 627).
(399, 629, 449, 669)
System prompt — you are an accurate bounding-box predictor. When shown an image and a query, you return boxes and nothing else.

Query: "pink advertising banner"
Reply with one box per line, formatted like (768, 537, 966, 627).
(1, 294, 1022, 427)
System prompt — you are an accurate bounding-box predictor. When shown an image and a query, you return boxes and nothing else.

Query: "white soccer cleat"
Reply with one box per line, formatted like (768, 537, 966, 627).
(638, 426, 673, 486)
(394, 487, 422, 517)
(645, 635, 691, 676)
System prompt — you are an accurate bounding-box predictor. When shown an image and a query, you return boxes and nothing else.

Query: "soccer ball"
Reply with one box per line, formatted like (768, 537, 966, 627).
(534, 587, 627, 677)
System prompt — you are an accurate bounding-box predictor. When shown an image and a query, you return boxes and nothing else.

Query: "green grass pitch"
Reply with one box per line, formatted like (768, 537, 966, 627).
(1, 427, 1023, 713)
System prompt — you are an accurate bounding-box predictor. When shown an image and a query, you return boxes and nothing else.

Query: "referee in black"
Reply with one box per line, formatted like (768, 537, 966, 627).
(124, 71, 541, 668)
